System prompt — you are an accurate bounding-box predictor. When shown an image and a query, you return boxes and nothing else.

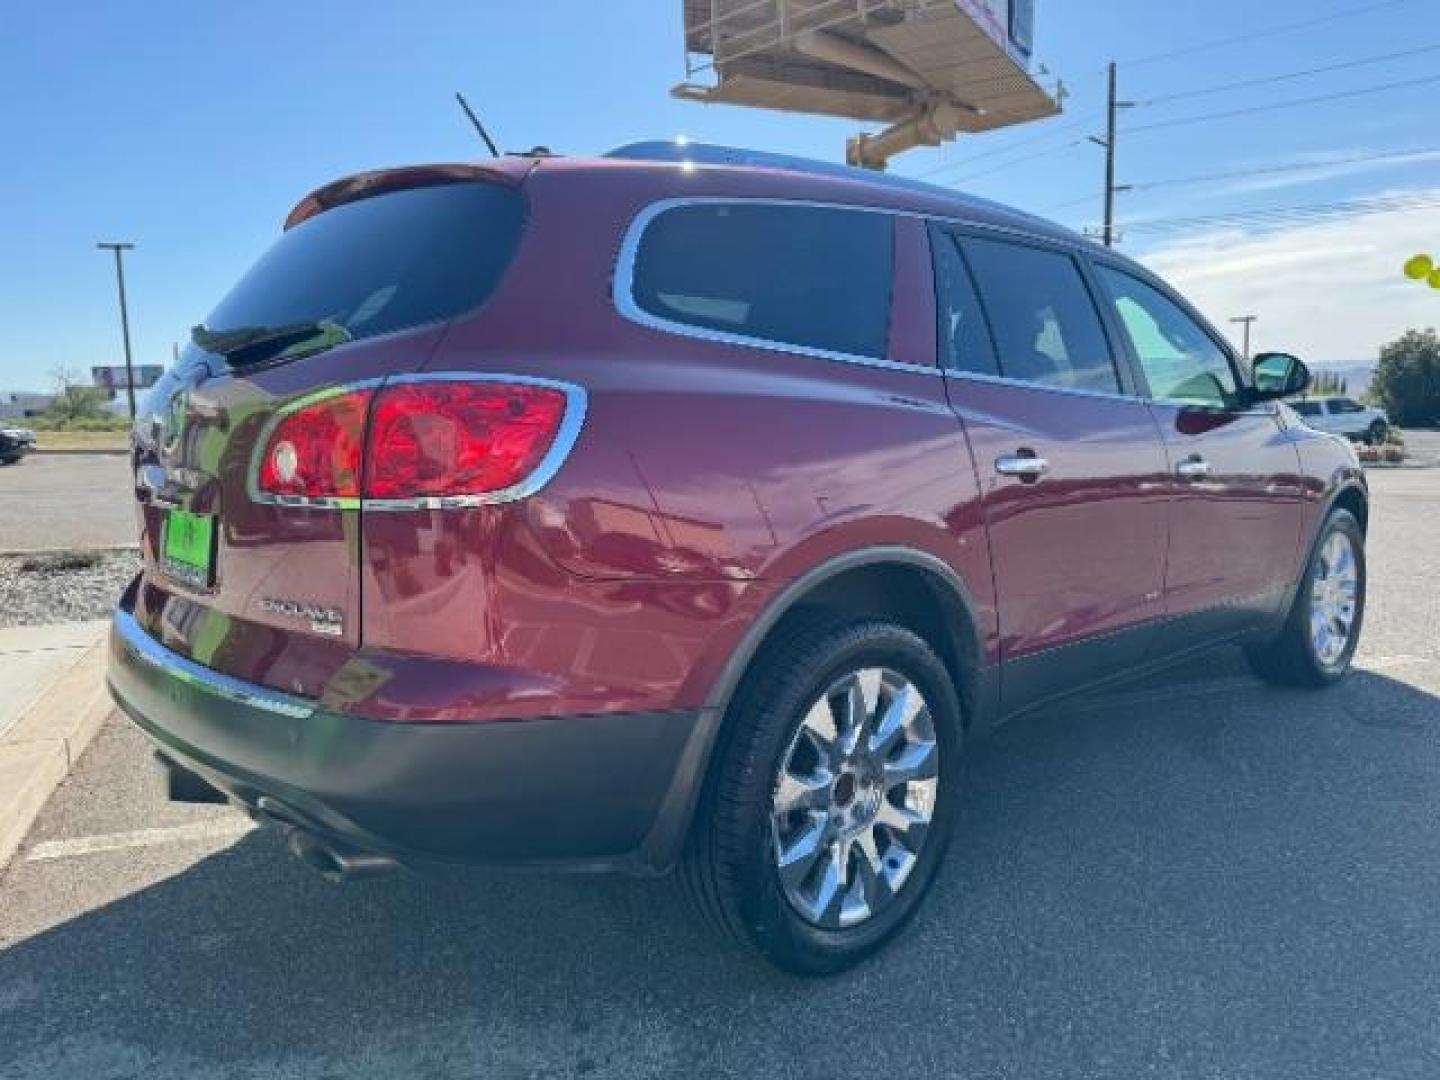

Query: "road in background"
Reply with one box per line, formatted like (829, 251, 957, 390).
(1, 469, 1438, 1078)
(0, 456, 133, 551)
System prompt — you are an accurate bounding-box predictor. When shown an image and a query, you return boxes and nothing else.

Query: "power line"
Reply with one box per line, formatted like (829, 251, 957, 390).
(1123, 72, 1440, 134)
(1120, 191, 1440, 235)
(1116, 0, 1419, 69)
(1142, 42, 1440, 106)
(1127, 144, 1440, 194)
(935, 136, 1090, 184)
(910, 113, 1099, 179)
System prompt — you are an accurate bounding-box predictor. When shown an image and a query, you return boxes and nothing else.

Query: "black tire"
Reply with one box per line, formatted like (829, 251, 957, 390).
(1245, 509, 1366, 687)
(1366, 420, 1388, 445)
(0, 454, 21, 466)
(681, 616, 963, 975)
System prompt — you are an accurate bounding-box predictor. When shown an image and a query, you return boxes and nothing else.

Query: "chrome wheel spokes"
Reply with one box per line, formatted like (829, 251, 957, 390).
(770, 667, 939, 929)
(1310, 531, 1359, 666)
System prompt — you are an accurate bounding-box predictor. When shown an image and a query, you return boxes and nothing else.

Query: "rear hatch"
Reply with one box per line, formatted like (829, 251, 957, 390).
(130, 176, 525, 697)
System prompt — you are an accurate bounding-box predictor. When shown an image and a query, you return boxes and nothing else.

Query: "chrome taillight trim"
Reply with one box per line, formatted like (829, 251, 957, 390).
(246, 372, 587, 512)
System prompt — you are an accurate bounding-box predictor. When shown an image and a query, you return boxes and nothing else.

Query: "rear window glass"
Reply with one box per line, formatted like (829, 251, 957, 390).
(204, 182, 524, 344)
(630, 203, 893, 359)
(961, 237, 1119, 394)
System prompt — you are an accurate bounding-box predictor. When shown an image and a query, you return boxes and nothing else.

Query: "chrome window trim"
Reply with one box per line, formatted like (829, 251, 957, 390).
(612, 196, 943, 379)
(944, 367, 1151, 406)
(246, 371, 587, 512)
(113, 607, 316, 720)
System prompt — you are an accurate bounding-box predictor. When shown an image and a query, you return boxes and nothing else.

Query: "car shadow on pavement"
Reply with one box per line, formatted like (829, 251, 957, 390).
(3, 660, 1439, 1078)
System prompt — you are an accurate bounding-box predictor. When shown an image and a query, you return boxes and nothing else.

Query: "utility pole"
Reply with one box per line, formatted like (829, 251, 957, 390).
(96, 241, 137, 420)
(1090, 62, 1133, 248)
(1229, 315, 1258, 361)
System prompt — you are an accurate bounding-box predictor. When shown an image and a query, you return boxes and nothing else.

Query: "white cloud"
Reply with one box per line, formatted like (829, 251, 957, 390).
(1132, 193, 1440, 363)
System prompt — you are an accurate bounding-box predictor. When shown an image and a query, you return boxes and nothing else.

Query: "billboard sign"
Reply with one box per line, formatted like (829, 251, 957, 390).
(955, 0, 1033, 61)
(92, 365, 163, 391)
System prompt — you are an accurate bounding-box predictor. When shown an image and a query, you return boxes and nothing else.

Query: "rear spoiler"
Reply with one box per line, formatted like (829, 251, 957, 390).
(283, 161, 530, 230)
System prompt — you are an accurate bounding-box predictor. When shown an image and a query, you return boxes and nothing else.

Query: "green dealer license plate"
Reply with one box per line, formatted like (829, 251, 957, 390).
(161, 509, 216, 589)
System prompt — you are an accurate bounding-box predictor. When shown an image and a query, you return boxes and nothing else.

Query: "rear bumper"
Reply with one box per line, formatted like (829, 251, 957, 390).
(107, 606, 700, 873)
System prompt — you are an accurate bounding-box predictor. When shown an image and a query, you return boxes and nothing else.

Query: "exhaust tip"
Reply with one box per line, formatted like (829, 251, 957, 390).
(284, 827, 401, 882)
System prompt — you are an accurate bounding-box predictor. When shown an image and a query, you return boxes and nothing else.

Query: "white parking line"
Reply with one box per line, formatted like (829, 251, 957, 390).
(26, 818, 256, 862)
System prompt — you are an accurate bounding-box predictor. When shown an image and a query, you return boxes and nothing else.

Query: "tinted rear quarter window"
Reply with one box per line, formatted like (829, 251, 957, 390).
(205, 181, 525, 344)
(630, 203, 893, 359)
(962, 236, 1119, 394)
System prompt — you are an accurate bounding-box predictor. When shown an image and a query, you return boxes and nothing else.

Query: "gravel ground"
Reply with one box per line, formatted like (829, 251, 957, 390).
(0, 550, 139, 628)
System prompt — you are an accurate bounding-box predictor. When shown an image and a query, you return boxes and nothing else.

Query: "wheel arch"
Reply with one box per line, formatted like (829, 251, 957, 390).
(637, 546, 992, 872)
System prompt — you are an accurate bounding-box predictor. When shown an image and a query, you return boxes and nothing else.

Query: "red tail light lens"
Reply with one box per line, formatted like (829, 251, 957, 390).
(364, 381, 570, 500)
(257, 388, 372, 499)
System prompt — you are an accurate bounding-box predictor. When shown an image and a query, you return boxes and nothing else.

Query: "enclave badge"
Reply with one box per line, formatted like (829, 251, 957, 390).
(258, 597, 344, 636)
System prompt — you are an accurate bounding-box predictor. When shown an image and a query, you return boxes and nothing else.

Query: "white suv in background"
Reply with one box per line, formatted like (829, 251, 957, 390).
(1290, 397, 1391, 443)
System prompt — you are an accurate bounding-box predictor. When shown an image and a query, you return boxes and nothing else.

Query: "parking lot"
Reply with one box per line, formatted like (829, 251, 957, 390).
(1, 447, 1438, 1078)
(0, 454, 133, 552)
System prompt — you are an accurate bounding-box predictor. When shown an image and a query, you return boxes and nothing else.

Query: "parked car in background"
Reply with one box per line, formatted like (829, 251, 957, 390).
(108, 141, 1369, 974)
(1290, 397, 1390, 443)
(0, 426, 36, 464)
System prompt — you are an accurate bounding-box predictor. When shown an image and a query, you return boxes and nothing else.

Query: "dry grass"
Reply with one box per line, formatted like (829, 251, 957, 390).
(32, 430, 129, 452)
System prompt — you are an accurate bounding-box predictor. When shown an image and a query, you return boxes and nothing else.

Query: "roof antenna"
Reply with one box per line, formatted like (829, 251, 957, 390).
(454, 92, 501, 158)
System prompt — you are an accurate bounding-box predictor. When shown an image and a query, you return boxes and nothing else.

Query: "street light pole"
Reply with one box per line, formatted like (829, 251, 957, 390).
(1229, 314, 1258, 362)
(96, 241, 137, 420)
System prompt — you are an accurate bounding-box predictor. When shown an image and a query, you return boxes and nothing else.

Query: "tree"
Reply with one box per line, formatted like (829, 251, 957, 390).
(43, 367, 111, 425)
(1371, 329, 1440, 427)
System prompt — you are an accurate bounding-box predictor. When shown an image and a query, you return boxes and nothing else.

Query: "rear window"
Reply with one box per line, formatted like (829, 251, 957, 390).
(629, 202, 893, 359)
(204, 181, 524, 344)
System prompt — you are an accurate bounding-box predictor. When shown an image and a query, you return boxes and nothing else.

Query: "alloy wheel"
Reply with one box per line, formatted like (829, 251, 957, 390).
(770, 667, 939, 929)
(1310, 530, 1359, 667)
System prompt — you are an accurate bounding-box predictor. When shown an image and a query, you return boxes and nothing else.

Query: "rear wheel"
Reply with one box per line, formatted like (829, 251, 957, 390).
(1246, 509, 1365, 687)
(681, 617, 963, 974)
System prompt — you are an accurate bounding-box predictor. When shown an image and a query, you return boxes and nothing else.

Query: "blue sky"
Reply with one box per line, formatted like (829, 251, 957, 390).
(3, 0, 1439, 392)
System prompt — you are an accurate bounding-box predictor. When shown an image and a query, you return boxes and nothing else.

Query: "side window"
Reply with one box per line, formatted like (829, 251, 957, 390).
(630, 202, 893, 359)
(930, 229, 999, 376)
(1096, 266, 1239, 409)
(1292, 401, 1323, 417)
(961, 237, 1119, 393)
(1332, 398, 1363, 413)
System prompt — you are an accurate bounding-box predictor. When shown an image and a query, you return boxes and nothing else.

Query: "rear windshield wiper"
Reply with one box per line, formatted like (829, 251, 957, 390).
(190, 320, 352, 367)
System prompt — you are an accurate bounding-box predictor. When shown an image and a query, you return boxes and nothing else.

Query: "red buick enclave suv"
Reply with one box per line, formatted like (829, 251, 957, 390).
(108, 141, 1368, 973)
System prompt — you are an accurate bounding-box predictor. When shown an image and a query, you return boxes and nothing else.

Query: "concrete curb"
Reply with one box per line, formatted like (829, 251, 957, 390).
(0, 631, 112, 870)
(0, 544, 140, 558)
(29, 447, 129, 456)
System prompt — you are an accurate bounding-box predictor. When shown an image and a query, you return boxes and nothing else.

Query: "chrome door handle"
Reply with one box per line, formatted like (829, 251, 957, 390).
(994, 452, 1050, 480)
(1176, 455, 1212, 480)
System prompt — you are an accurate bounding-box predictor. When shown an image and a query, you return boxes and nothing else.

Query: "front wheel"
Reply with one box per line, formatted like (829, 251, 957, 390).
(1366, 420, 1388, 445)
(1246, 509, 1365, 687)
(681, 618, 963, 974)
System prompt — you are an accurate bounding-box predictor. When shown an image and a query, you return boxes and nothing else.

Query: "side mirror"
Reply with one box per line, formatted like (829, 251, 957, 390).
(1250, 352, 1311, 401)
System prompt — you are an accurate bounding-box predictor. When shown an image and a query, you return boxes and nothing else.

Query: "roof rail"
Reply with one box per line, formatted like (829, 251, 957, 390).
(605, 140, 973, 203)
(603, 140, 1067, 237)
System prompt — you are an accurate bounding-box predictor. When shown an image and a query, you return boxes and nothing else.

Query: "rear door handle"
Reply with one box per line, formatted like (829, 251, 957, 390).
(1176, 455, 1212, 480)
(994, 451, 1050, 481)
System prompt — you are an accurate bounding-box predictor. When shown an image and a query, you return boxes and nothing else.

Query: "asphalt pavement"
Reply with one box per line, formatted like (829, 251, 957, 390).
(0, 454, 134, 551)
(1, 457, 1439, 1079)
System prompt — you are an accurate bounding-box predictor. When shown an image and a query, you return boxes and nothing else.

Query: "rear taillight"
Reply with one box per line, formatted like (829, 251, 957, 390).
(256, 388, 370, 500)
(366, 381, 568, 500)
(253, 376, 582, 507)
